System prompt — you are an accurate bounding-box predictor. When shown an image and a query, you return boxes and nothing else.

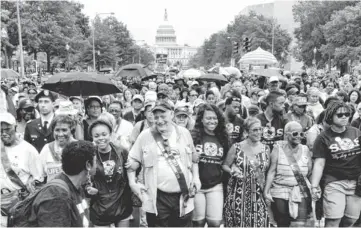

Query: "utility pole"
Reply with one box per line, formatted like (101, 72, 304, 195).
(16, 0, 25, 77)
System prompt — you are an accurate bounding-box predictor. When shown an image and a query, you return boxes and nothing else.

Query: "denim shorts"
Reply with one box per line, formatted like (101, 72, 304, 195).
(192, 183, 223, 221)
(323, 180, 361, 219)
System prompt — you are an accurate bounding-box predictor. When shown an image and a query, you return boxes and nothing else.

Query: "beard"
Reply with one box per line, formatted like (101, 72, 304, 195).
(273, 109, 283, 115)
(227, 110, 237, 122)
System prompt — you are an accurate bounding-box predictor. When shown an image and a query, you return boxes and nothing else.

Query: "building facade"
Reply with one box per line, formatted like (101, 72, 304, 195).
(152, 9, 197, 70)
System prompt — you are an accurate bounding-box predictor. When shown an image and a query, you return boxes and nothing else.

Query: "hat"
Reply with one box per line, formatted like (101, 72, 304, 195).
(144, 100, 156, 110)
(175, 102, 192, 116)
(0, 112, 16, 125)
(28, 88, 37, 94)
(69, 96, 83, 103)
(191, 81, 199, 86)
(17, 92, 27, 100)
(84, 96, 102, 108)
(292, 96, 307, 106)
(287, 87, 299, 97)
(34, 90, 56, 103)
(152, 100, 174, 113)
(269, 76, 279, 83)
(157, 91, 168, 98)
(17, 99, 34, 110)
(55, 100, 78, 116)
(193, 98, 206, 108)
(144, 91, 157, 102)
(10, 87, 19, 93)
(132, 94, 144, 102)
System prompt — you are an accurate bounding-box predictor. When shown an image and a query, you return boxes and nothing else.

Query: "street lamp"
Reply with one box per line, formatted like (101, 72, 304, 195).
(92, 12, 114, 71)
(65, 43, 70, 71)
(313, 47, 317, 68)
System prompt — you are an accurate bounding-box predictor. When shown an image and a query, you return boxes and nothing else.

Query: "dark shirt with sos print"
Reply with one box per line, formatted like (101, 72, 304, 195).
(91, 145, 132, 226)
(256, 113, 288, 151)
(313, 126, 361, 186)
(226, 116, 245, 145)
(195, 133, 225, 189)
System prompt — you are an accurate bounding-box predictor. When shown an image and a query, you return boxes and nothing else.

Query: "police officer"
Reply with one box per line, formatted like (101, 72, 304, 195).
(24, 90, 56, 152)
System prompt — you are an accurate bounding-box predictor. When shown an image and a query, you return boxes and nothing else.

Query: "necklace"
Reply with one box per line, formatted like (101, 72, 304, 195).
(98, 147, 112, 163)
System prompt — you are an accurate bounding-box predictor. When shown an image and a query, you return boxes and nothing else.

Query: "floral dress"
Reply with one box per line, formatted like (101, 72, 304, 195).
(224, 142, 270, 227)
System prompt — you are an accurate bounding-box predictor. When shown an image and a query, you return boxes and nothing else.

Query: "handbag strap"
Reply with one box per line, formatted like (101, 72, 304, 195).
(150, 128, 189, 197)
(281, 144, 311, 199)
(1, 143, 27, 190)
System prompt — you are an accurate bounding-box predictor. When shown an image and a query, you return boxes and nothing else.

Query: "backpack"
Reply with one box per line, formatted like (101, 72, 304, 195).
(7, 179, 70, 227)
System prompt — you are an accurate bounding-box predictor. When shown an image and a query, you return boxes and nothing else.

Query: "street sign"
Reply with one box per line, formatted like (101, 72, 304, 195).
(156, 54, 168, 64)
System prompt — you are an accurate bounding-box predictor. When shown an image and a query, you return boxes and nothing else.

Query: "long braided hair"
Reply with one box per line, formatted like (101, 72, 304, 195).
(324, 100, 352, 125)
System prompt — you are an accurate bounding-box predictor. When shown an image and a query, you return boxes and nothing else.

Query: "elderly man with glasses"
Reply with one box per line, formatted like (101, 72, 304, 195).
(127, 100, 201, 227)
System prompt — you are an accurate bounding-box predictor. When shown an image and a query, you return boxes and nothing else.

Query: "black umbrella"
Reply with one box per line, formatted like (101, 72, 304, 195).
(115, 64, 156, 81)
(196, 73, 228, 84)
(42, 72, 121, 97)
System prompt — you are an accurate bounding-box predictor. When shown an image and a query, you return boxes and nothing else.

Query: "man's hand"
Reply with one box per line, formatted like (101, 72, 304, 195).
(193, 177, 201, 193)
(129, 182, 147, 203)
(263, 191, 274, 205)
(231, 165, 243, 179)
(311, 186, 321, 201)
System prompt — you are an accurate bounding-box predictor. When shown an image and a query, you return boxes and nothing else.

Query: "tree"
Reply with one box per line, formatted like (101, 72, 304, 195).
(292, 1, 357, 67)
(1, 1, 18, 68)
(321, 2, 361, 71)
(190, 12, 291, 68)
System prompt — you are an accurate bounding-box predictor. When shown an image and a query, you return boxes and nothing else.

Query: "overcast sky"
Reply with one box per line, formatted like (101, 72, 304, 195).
(77, 0, 276, 47)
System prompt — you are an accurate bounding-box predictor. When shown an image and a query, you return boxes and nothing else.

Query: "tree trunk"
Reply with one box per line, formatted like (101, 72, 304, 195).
(34, 50, 37, 60)
(46, 52, 50, 72)
(4, 47, 9, 68)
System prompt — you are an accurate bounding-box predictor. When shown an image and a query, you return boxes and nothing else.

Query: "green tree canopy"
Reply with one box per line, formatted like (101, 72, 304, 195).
(292, 1, 357, 67)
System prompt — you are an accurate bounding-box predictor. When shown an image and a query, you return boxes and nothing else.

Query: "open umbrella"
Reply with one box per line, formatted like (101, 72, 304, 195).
(224, 67, 242, 77)
(208, 66, 230, 76)
(196, 73, 228, 84)
(42, 72, 121, 97)
(181, 68, 205, 79)
(1, 69, 20, 79)
(250, 69, 287, 81)
(115, 64, 156, 81)
(238, 47, 278, 65)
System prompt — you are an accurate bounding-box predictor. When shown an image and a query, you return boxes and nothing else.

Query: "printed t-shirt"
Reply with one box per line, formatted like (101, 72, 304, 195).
(195, 133, 225, 189)
(226, 116, 245, 145)
(39, 142, 63, 181)
(313, 126, 361, 185)
(256, 113, 287, 151)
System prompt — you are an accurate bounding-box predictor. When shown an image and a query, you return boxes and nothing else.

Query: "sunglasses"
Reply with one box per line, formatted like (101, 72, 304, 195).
(289, 131, 305, 137)
(336, 112, 350, 118)
(23, 107, 34, 112)
(295, 105, 307, 108)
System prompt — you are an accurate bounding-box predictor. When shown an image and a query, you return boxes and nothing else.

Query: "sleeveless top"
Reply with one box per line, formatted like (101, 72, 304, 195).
(271, 142, 309, 199)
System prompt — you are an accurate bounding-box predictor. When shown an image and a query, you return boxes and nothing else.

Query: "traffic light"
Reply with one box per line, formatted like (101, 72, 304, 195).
(243, 37, 251, 52)
(232, 41, 239, 55)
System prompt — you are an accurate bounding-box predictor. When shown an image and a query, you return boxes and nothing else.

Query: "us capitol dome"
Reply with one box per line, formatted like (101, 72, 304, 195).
(152, 9, 197, 71)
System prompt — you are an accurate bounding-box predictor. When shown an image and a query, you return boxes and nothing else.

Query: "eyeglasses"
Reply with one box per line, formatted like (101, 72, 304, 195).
(28, 92, 37, 95)
(109, 109, 121, 113)
(157, 94, 167, 99)
(89, 106, 101, 110)
(289, 131, 305, 137)
(295, 105, 307, 109)
(336, 112, 350, 118)
(23, 107, 34, 112)
(190, 94, 198, 97)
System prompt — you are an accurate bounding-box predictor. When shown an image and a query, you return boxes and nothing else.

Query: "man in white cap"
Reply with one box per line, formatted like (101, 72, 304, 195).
(0, 112, 43, 226)
(268, 76, 281, 93)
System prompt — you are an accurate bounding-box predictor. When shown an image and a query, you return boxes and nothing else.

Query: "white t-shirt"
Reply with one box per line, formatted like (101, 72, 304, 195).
(156, 128, 187, 193)
(113, 119, 134, 151)
(0, 140, 43, 191)
(39, 142, 63, 181)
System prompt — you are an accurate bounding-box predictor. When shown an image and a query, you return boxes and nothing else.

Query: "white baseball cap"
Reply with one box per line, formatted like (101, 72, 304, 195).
(0, 112, 16, 125)
(269, 76, 279, 83)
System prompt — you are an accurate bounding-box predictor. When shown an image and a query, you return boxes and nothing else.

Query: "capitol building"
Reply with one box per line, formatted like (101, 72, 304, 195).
(152, 9, 198, 69)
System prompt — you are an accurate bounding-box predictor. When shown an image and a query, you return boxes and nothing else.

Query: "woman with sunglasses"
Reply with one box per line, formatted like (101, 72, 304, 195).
(264, 121, 312, 227)
(191, 104, 230, 227)
(223, 117, 270, 227)
(311, 101, 361, 227)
